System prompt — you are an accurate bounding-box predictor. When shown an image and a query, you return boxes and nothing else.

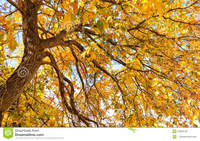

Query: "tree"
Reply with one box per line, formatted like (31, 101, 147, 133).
(0, 0, 199, 127)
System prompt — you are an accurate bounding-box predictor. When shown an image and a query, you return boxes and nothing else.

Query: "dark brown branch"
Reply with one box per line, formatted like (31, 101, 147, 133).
(44, 51, 99, 127)
(40, 30, 67, 48)
(44, 52, 73, 111)
(127, 19, 146, 32)
(92, 60, 127, 123)
(40, 24, 82, 49)
(83, 28, 140, 50)
(163, 16, 200, 26)
(86, 33, 146, 73)
(166, 0, 199, 13)
(65, 40, 84, 52)
(4, 10, 17, 17)
(70, 48, 86, 92)
(100, 0, 122, 5)
(7, 0, 23, 13)
(38, 25, 55, 37)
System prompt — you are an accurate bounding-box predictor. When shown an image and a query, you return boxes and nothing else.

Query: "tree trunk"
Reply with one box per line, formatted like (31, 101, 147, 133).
(0, 0, 44, 126)
(0, 56, 42, 112)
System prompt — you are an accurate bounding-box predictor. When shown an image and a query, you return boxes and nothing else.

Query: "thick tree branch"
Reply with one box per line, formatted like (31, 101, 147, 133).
(40, 24, 82, 49)
(40, 30, 67, 48)
(44, 51, 99, 127)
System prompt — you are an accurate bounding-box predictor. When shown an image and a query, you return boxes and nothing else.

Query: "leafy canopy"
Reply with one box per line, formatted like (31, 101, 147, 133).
(0, 0, 200, 127)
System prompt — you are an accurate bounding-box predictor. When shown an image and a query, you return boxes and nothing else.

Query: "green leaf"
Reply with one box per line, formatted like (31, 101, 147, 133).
(96, 19, 105, 33)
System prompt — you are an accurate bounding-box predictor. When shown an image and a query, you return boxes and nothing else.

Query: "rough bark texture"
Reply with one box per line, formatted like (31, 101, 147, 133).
(0, 0, 44, 125)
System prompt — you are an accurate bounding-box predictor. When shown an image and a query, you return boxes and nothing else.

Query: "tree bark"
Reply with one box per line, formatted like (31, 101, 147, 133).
(0, 0, 44, 126)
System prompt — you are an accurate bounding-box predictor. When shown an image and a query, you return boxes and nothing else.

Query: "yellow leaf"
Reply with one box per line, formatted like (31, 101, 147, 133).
(8, 34, 17, 52)
(192, 111, 199, 123)
(90, 52, 96, 60)
(82, 12, 89, 24)
(156, 1, 164, 18)
(42, 56, 51, 63)
(90, 4, 97, 13)
(79, 0, 84, 7)
(143, 0, 148, 3)
(63, 1, 69, 9)
(63, 10, 72, 30)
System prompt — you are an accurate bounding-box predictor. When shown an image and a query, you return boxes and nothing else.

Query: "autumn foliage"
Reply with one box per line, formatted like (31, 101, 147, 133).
(0, 0, 200, 127)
